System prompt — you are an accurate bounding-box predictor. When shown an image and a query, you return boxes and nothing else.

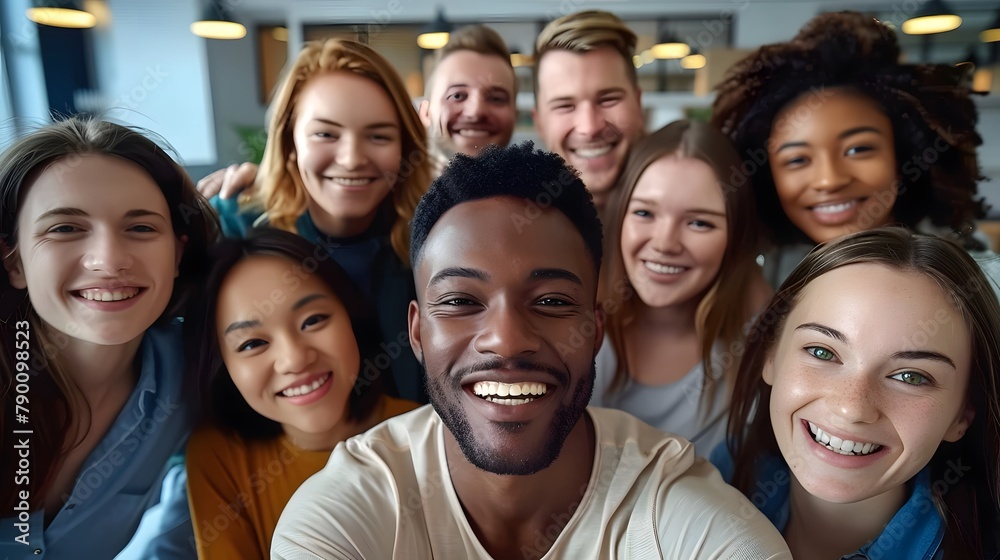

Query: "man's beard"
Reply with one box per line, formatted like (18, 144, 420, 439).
(423, 357, 595, 476)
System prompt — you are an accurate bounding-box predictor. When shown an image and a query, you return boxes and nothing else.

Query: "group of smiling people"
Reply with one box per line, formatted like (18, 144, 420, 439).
(1, 7, 999, 560)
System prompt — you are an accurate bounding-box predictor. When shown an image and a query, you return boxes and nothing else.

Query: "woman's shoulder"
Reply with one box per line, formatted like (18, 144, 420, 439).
(210, 194, 265, 238)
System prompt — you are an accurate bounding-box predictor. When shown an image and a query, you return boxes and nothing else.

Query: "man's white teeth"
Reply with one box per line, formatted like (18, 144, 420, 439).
(808, 421, 881, 456)
(473, 381, 547, 401)
(812, 200, 858, 214)
(456, 129, 490, 138)
(644, 261, 686, 274)
(573, 145, 613, 159)
(281, 373, 330, 397)
(79, 288, 139, 302)
(329, 177, 373, 186)
(486, 397, 534, 406)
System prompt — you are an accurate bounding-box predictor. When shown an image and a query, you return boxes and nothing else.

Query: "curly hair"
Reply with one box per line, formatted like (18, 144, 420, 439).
(410, 141, 602, 272)
(711, 11, 985, 247)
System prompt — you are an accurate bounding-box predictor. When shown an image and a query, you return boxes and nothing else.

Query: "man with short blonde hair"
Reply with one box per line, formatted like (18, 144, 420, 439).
(533, 11, 646, 210)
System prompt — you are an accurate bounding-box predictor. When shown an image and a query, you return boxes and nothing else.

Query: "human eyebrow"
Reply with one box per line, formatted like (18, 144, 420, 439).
(774, 141, 809, 154)
(529, 268, 583, 286)
(891, 350, 956, 369)
(838, 126, 883, 140)
(795, 322, 848, 343)
(35, 207, 88, 222)
(428, 267, 490, 287)
(291, 293, 329, 311)
(37, 207, 168, 222)
(224, 319, 260, 336)
(312, 118, 398, 130)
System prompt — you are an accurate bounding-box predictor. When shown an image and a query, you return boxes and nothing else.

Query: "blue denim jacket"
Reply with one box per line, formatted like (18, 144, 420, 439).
(710, 446, 944, 560)
(0, 321, 195, 559)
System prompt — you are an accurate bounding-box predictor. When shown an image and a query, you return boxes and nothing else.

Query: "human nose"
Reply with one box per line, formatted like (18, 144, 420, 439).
(461, 92, 485, 119)
(273, 333, 317, 374)
(83, 230, 133, 274)
(812, 154, 850, 192)
(336, 135, 368, 170)
(473, 303, 541, 358)
(826, 372, 880, 424)
(651, 219, 683, 255)
(574, 103, 606, 138)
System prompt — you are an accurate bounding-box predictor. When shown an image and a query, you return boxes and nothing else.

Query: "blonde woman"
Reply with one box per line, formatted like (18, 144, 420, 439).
(212, 39, 434, 402)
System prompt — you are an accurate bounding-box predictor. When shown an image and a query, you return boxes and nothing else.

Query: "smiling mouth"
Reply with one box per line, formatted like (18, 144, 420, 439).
(326, 177, 375, 186)
(808, 421, 882, 456)
(76, 287, 142, 301)
(279, 372, 331, 397)
(453, 129, 493, 138)
(643, 261, 687, 274)
(809, 199, 861, 214)
(570, 144, 614, 159)
(472, 381, 548, 406)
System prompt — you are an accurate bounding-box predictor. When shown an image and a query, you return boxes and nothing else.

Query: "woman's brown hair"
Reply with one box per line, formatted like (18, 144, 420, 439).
(0, 117, 218, 510)
(600, 120, 760, 408)
(727, 227, 1000, 557)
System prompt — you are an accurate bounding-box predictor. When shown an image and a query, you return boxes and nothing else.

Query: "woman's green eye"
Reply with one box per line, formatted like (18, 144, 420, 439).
(890, 371, 930, 386)
(806, 347, 835, 361)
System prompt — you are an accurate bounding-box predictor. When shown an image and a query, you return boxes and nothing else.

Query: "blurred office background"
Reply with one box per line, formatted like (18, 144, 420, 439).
(2, 0, 999, 215)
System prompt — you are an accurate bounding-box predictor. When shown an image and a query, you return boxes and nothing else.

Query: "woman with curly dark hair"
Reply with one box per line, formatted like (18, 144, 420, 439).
(711, 11, 999, 291)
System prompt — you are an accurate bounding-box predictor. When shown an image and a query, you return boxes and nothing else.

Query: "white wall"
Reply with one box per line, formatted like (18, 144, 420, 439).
(91, 0, 216, 165)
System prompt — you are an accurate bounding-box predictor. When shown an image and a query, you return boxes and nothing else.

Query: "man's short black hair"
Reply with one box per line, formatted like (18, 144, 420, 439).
(410, 142, 603, 272)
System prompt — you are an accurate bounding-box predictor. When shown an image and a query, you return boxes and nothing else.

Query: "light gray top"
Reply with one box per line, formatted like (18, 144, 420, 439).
(590, 337, 731, 458)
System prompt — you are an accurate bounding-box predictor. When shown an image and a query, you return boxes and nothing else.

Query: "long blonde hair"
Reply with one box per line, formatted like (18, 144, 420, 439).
(257, 38, 432, 265)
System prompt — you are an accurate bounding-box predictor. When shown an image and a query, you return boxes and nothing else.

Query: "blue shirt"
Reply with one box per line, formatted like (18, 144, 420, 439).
(710, 447, 945, 560)
(0, 321, 196, 559)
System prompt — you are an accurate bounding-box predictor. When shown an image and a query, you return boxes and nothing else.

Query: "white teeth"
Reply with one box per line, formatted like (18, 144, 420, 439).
(807, 421, 881, 456)
(79, 288, 139, 301)
(328, 177, 373, 186)
(573, 145, 613, 159)
(644, 261, 686, 274)
(812, 200, 857, 214)
(473, 381, 547, 402)
(280, 373, 330, 397)
(487, 397, 534, 405)
(456, 129, 490, 137)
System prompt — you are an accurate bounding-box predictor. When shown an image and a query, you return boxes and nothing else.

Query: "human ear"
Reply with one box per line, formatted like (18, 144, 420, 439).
(418, 100, 432, 128)
(1, 239, 26, 290)
(407, 300, 423, 363)
(761, 353, 776, 386)
(943, 401, 975, 443)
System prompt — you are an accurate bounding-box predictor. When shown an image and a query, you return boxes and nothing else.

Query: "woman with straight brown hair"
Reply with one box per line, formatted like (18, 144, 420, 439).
(592, 120, 769, 455)
(715, 227, 1000, 558)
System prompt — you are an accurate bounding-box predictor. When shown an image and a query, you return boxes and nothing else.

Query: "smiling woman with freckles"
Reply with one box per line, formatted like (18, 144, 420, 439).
(185, 229, 415, 560)
(713, 227, 1000, 559)
(712, 12, 999, 292)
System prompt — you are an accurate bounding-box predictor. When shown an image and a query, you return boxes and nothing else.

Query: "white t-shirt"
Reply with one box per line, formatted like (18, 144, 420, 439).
(271, 406, 791, 560)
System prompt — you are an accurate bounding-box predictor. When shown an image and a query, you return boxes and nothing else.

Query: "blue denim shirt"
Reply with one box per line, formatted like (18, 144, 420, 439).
(0, 321, 195, 559)
(710, 446, 944, 560)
